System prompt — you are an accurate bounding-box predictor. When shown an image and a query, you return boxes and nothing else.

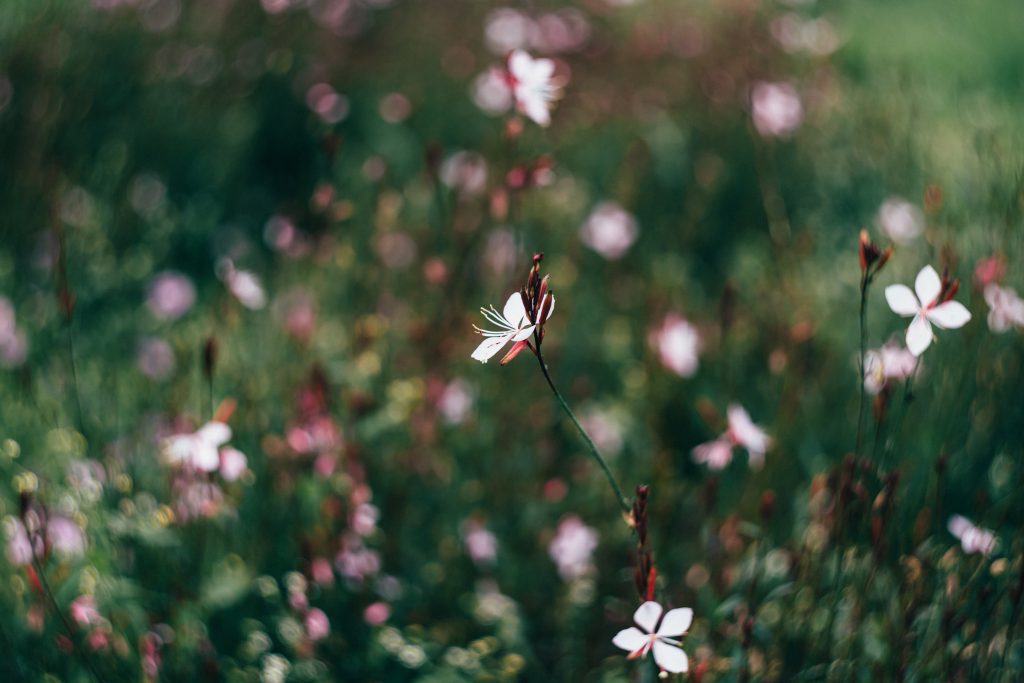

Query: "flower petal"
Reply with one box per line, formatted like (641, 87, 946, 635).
(499, 339, 529, 365)
(906, 314, 933, 356)
(657, 608, 693, 637)
(511, 324, 537, 342)
(692, 439, 733, 470)
(612, 627, 648, 653)
(471, 333, 513, 363)
(198, 421, 232, 447)
(502, 292, 528, 328)
(652, 640, 689, 673)
(545, 295, 556, 321)
(884, 285, 919, 317)
(192, 442, 221, 472)
(915, 265, 942, 307)
(633, 601, 663, 634)
(947, 514, 971, 540)
(928, 301, 971, 329)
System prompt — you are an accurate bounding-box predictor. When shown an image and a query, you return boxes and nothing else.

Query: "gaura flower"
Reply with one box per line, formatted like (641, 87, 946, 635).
(506, 49, 562, 127)
(612, 600, 692, 674)
(863, 342, 918, 395)
(948, 515, 997, 556)
(885, 265, 971, 356)
(162, 422, 232, 473)
(984, 283, 1024, 333)
(692, 404, 772, 470)
(471, 253, 555, 364)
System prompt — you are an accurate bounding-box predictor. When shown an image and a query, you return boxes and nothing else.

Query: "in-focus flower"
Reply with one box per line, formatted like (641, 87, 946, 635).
(885, 265, 971, 356)
(471, 255, 555, 365)
(863, 342, 918, 394)
(579, 201, 638, 260)
(548, 515, 599, 581)
(692, 404, 772, 470)
(612, 600, 692, 674)
(751, 82, 803, 138)
(984, 284, 1024, 333)
(162, 422, 232, 472)
(651, 314, 701, 378)
(948, 515, 997, 555)
(877, 197, 924, 245)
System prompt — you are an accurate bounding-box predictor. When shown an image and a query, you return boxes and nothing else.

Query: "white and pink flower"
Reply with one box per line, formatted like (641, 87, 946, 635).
(948, 515, 997, 556)
(612, 600, 692, 674)
(651, 314, 701, 378)
(885, 265, 971, 356)
(692, 404, 772, 470)
(473, 50, 563, 127)
(984, 283, 1024, 333)
(471, 291, 553, 363)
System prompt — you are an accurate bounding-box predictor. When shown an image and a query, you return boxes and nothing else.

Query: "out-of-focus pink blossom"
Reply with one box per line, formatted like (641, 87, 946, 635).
(580, 408, 625, 457)
(147, 271, 196, 320)
(305, 608, 330, 641)
(770, 14, 840, 56)
(273, 289, 317, 341)
(311, 557, 334, 586)
(974, 254, 1006, 288)
(948, 515, 998, 555)
(472, 50, 563, 127)
(484, 8, 536, 54)
(579, 202, 638, 260)
(548, 515, 599, 581)
(440, 151, 488, 197)
(306, 83, 349, 124)
(379, 92, 411, 123)
(137, 337, 176, 380)
(47, 516, 87, 557)
(462, 518, 498, 566)
(173, 480, 226, 521)
(6, 514, 87, 565)
(218, 447, 248, 482)
(363, 601, 391, 625)
(984, 284, 1024, 333)
(71, 595, 101, 626)
(651, 314, 701, 378)
(336, 535, 381, 583)
(692, 404, 772, 470)
(472, 68, 514, 115)
(438, 379, 474, 425)
(375, 231, 418, 270)
(751, 82, 803, 138)
(217, 259, 267, 310)
(863, 343, 918, 394)
(162, 422, 232, 472)
(351, 503, 379, 537)
(877, 197, 923, 245)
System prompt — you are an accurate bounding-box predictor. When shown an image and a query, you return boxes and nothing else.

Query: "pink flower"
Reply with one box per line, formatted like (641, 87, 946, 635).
(305, 608, 330, 642)
(438, 379, 474, 425)
(440, 151, 488, 197)
(162, 422, 232, 472)
(612, 601, 692, 674)
(363, 601, 391, 626)
(948, 515, 997, 555)
(579, 202, 638, 260)
(311, 557, 334, 586)
(984, 284, 1024, 333)
(885, 265, 971, 356)
(692, 404, 772, 470)
(651, 314, 701, 378)
(70, 595, 101, 626)
(137, 337, 176, 380)
(219, 447, 248, 482)
(147, 272, 195, 320)
(548, 515, 599, 581)
(751, 82, 803, 138)
(863, 342, 918, 394)
(877, 197, 924, 245)
(974, 254, 1006, 288)
(351, 503, 379, 537)
(462, 519, 498, 566)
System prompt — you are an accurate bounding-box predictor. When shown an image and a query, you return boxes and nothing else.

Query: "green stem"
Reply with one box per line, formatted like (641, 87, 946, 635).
(856, 275, 868, 456)
(535, 348, 631, 514)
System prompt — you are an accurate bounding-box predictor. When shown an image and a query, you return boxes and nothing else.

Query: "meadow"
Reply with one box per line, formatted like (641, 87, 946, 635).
(1, 0, 1023, 681)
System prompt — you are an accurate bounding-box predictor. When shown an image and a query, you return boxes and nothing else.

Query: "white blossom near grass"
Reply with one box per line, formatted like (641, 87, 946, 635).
(877, 197, 924, 245)
(612, 600, 692, 674)
(884, 265, 971, 356)
(863, 343, 918, 394)
(984, 283, 1024, 332)
(162, 422, 232, 473)
(507, 49, 562, 126)
(948, 515, 997, 556)
(471, 292, 553, 363)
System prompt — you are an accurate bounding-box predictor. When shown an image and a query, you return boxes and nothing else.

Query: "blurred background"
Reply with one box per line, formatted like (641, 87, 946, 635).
(1, 0, 1023, 680)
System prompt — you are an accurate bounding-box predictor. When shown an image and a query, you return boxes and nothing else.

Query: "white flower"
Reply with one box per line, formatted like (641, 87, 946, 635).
(217, 259, 267, 310)
(877, 197, 924, 245)
(507, 49, 561, 127)
(984, 283, 1024, 333)
(471, 292, 553, 363)
(691, 404, 771, 470)
(548, 515, 599, 581)
(948, 515, 997, 555)
(162, 422, 232, 472)
(751, 82, 803, 138)
(652, 314, 700, 378)
(612, 601, 692, 674)
(863, 343, 918, 394)
(579, 202, 638, 260)
(885, 265, 971, 356)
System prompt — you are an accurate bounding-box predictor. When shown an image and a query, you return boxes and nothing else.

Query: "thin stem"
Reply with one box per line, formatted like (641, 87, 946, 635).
(856, 275, 868, 456)
(534, 348, 631, 514)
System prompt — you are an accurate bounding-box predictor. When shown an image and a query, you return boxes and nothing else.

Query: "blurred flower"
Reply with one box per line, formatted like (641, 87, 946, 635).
(6, 514, 87, 565)
(580, 407, 625, 457)
(336, 534, 381, 583)
(579, 202, 638, 260)
(173, 480, 226, 521)
(471, 292, 550, 363)
(440, 151, 488, 196)
(462, 518, 498, 566)
(137, 337, 175, 380)
(974, 253, 1006, 288)
(863, 342, 918, 394)
(351, 503, 380, 537)
(47, 516, 87, 557)
(877, 197, 924, 245)
(375, 231, 418, 270)
(885, 265, 971, 356)
(162, 422, 232, 472)
(692, 404, 772, 470)
(548, 515, 598, 581)
(751, 82, 803, 138)
(217, 259, 267, 310)
(506, 50, 561, 127)
(70, 595, 101, 626)
(147, 271, 196, 320)
(0, 296, 28, 368)
(948, 515, 997, 555)
(612, 600, 691, 674)
(364, 601, 391, 625)
(770, 14, 840, 56)
(651, 314, 701, 378)
(305, 608, 330, 641)
(272, 289, 317, 341)
(306, 83, 349, 124)
(984, 284, 1024, 333)
(219, 447, 248, 482)
(438, 379, 474, 425)
(485, 8, 536, 54)
(472, 68, 515, 115)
